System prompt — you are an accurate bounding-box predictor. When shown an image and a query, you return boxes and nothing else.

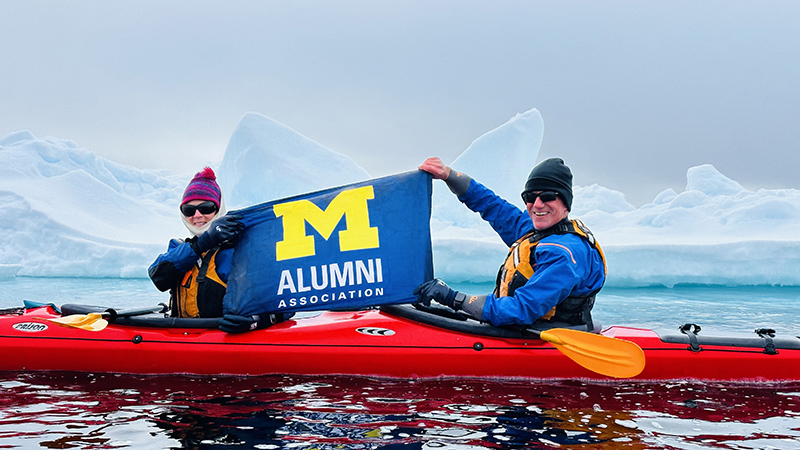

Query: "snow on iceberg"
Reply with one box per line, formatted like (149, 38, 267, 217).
(430, 108, 546, 234)
(576, 163, 800, 287)
(218, 113, 370, 208)
(0, 131, 187, 277)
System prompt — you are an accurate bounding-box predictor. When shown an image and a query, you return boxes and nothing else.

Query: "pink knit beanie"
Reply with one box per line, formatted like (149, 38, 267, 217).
(181, 167, 221, 207)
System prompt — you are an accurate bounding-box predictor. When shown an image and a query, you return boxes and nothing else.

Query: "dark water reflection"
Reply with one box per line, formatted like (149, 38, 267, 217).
(2, 372, 799, 449)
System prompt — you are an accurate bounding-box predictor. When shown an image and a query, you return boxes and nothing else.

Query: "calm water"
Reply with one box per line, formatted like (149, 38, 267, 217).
(3, 278, 799, 332)
(2, 277, 800, 449)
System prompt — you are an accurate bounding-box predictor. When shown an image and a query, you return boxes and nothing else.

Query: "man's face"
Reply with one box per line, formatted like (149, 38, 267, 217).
(525, 192, 569, 230)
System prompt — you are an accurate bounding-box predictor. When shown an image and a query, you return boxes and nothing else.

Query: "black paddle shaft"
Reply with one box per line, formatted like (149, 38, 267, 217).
(103, 303, 169, 321)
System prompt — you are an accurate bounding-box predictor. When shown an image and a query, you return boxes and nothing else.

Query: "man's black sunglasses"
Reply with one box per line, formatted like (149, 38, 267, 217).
(521, 191, 560, 204)
(181, 201, 218, 217)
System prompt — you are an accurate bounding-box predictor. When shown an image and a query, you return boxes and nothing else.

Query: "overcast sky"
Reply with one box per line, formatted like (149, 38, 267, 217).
(2, 1, 798, 205)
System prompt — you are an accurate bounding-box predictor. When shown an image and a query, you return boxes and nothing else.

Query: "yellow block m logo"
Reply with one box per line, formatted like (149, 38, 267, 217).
(273, 186, 380, 261)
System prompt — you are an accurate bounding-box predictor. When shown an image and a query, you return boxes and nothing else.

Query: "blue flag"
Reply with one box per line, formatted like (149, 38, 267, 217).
(223, 171, 433, 316)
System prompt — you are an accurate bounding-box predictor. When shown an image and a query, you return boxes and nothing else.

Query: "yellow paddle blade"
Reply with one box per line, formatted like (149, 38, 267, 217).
(540, 328, 646, 378)
(48, 313, 109, 332)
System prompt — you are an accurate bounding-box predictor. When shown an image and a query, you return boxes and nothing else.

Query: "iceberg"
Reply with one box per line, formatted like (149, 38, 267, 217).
(2, 109, 800, 287)
(218, 113, 370, 208)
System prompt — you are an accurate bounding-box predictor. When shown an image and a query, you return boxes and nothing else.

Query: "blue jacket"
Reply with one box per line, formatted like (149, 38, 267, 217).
(148, 238, 235, 317)
(458, 180, 606, 327)
(149, 238, 235, 290)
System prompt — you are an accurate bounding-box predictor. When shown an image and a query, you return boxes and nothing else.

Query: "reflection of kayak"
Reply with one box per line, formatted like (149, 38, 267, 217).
(2, 302, 798, 380)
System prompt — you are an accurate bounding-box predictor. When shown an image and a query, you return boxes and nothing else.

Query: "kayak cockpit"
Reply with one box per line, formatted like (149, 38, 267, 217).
(379, 303, 600, 339)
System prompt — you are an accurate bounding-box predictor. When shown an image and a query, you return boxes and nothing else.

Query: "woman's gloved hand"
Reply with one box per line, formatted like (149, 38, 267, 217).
(193, 214, 244, 255)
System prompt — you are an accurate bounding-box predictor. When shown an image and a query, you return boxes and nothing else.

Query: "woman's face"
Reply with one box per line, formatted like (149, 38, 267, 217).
(181, 200, 218, 229)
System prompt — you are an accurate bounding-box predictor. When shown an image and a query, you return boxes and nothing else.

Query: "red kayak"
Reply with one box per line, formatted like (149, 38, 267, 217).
(1, 302, 798, 380)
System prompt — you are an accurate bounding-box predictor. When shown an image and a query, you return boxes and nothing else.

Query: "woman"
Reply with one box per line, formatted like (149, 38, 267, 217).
(149, 167, 288, 332)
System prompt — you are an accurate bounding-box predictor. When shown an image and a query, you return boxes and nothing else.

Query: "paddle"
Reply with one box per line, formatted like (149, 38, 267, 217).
(49, 303, 169, 332)
(531, 328, 646, 378)
(408, 302, 645, 378)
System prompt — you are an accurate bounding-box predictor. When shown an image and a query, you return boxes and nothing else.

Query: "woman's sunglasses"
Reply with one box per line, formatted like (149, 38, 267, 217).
(181, 201, 218, 217)
(521, 191, 560, 204)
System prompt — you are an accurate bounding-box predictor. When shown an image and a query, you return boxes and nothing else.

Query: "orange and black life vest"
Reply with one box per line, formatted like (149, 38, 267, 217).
(494, 219, 607, 327)
(171, 246, 227, 318)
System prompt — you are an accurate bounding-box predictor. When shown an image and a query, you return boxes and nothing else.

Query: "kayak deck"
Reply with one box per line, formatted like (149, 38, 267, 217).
(1, 303, 798, 380)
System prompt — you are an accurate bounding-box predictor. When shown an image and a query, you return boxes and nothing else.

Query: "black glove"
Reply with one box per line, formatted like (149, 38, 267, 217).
(413, 278, 467, 310)
(219, 313, 279, 333)
(193, 214, 244, 254)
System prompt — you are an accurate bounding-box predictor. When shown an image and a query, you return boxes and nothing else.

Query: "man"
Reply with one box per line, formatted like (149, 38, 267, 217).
(414, 157, 606, 330)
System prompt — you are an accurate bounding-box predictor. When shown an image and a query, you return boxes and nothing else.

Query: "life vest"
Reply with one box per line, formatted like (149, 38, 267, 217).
(171, 246, 227, 318)
(494, 219, 607, 328)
